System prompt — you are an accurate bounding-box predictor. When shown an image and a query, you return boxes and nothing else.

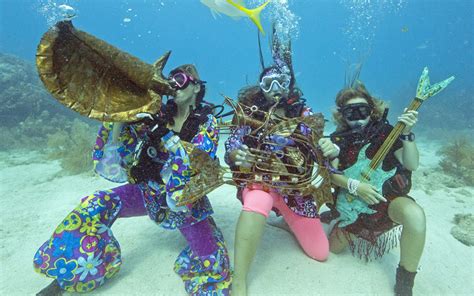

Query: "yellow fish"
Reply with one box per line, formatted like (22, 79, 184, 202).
(201, 0, 270, 35)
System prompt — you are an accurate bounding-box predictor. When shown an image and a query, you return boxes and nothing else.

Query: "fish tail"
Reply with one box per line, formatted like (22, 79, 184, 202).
(226, 0, 270, 35)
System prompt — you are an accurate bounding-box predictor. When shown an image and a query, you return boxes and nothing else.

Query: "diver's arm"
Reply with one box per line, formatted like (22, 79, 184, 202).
(191, 115, 219, 158)
(394, 143, 419, 171)
(160, 115, 219, 210)
(318, 138, 340, 159)
(92, 122, 134, 183)
(224, 126, 251, 166)
(394, 110, 419, 171)
(111, 122, 124, 143)
(300, 108, 340, 159)
(329, 158, 347, 189)
(159, 131, 190, 211)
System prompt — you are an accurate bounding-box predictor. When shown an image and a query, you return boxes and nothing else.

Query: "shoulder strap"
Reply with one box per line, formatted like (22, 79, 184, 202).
(179, 104, 213, 141)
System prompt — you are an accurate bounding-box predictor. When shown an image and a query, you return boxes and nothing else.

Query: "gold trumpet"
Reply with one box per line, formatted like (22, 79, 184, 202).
(176, 96, 333, 211)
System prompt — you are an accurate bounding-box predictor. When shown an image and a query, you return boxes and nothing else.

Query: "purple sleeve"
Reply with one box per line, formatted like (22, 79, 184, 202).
(190, 115, 220, 159)
(92, 123, 142, 183)
(224, 126, 251, 166)
(160, 115, 220, 211)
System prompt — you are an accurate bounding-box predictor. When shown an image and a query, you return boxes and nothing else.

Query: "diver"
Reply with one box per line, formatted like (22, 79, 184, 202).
(34, 64, 232, 296)
(324, 79, 424, 296)
(224, 27, 340, 296)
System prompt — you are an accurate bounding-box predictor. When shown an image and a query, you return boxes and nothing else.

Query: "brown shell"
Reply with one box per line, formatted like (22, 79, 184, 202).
(178, 144, 226, 206)
(36, 21, 175, 122)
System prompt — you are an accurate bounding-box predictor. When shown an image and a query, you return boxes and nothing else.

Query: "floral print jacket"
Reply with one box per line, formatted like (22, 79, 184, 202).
(92, 115, 219, 229)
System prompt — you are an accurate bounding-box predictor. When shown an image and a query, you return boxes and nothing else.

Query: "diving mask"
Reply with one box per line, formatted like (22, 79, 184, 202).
(259, 73, 291, 93)
(340, 103, 372, 121)
(169, 72, 197, 90)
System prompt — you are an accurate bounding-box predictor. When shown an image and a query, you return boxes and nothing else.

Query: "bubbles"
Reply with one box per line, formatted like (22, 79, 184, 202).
(121, 2, 135, 28)
(150, 0, 172, 13)
(247, 0, 300, 42)
(270, 0, 300, 41)
(339, 0, 406, 55)
(58, 4, 76, 19)
(37, 1, 78, 26)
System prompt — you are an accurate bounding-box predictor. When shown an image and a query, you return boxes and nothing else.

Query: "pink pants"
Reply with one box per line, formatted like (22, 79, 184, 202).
(242, 187, 329, 261)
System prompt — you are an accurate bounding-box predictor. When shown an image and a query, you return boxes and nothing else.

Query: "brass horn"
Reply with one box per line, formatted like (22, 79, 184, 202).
(217, 95, 281, 135)
(177, 96, 333, 211)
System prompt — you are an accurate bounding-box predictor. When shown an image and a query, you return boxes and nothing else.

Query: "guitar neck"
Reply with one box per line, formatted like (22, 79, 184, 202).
(362, 97, 424, 180)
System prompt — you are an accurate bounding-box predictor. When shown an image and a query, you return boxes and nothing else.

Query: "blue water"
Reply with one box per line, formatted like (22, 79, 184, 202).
(0, 0, 472, 118)
(0, 2, 473, 295)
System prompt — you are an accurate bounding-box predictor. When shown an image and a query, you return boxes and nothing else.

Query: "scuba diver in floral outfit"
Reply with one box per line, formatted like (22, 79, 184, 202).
(34, 64, 231, 296)
(224, 28, 340, 295)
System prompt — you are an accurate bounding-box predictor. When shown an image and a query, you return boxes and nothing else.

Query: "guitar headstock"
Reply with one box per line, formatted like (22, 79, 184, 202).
(416, 67, 455, 101)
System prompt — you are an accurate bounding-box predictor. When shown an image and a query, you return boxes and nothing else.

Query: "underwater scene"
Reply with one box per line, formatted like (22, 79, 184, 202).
(0, 0, 472, 295)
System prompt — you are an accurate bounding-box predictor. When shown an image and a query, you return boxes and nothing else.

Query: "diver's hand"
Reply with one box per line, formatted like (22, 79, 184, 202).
(136, 112, 158, 123)
(356, 182, 387, 205)
(318, 138, 340, 159)
(398, 109, 418, 134)
(231, 145, 255, 168)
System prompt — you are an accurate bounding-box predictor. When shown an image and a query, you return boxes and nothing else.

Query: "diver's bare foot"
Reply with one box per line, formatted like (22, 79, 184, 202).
(36, 281, 62, 296)
(232, 279, 247, 296)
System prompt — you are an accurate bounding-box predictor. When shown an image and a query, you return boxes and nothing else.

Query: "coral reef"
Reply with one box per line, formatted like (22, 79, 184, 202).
(0, 52, 99, 175)
(0, 110, 68, 150)
(439, 138, 474, 187)
(451, 214, 474, 246)
(46, 119, 97, 175)
(0, 53, 73, 126)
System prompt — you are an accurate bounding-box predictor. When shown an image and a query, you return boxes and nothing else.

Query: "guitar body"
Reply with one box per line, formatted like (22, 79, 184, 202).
(336, 144, 397, 227)
(343, 144, 397, 194)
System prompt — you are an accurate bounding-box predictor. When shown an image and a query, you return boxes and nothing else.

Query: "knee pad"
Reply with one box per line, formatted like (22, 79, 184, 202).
(274, 198, 329, 261)
(290, 217, 329, 261)
(242, 188, 274, 218)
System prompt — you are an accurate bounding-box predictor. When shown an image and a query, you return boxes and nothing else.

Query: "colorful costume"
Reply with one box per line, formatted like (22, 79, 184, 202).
(330, 120, 413, 260)
(34, 115, 231, 295)
(225, 103, 329, 260)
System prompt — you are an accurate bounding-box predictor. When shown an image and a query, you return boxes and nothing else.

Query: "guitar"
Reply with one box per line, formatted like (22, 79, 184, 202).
(336, 67, 454, 227)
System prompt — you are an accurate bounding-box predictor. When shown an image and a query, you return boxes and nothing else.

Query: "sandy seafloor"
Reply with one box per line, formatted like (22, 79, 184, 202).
(0, 139, 473, 296)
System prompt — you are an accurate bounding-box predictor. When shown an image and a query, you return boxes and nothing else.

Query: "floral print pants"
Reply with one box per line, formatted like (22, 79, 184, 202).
(34, 184, 231, 295)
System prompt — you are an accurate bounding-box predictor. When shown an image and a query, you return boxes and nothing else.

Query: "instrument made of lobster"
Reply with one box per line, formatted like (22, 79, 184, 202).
(178, 95, 334, 210)
(338, 68, 454, 204)
(35, 21, 332, 210)
(36, 21, 175, 122)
